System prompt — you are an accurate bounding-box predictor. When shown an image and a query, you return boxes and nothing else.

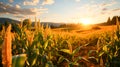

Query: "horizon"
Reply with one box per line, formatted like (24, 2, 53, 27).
(0, 17, 107, 24)
(0, 0, 120, 24)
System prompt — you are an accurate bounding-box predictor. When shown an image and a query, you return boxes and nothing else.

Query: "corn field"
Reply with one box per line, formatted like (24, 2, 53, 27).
(0, 17, 120, 67)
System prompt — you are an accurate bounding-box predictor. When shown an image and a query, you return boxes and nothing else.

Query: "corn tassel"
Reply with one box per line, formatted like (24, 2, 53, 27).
(2, 25, 12, 67)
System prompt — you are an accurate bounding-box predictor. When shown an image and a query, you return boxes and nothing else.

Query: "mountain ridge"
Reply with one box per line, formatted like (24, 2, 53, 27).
(0, 17, 65, 27)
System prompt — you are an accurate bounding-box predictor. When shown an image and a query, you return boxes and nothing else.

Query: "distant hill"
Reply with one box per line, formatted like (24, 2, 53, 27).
(41, 22, 64, 27)
(95, 22, 108, 26)
(0, 18, 64, 28)
(0, 18, 20, 24)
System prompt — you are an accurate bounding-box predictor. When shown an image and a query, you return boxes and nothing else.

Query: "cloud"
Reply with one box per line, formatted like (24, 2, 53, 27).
(30, 8, 48, 14)
(42, 0, 54, 5)
(78, 0, 117, 15)
(9, 0, 14, 3)
(75, 0, 80, 2)
(99, 1, 118, 15)
(14, 15, 25, 18)
(101, 1, 116, 7)
(0, 2, 35, 15)
(75, 0, 118, 23)
(112, 8, 120, 11)
(23, 0, 39, 5)
(102, 8, 108, 11)
(0, 2, 48, 16)
(15, 4, 21, 8)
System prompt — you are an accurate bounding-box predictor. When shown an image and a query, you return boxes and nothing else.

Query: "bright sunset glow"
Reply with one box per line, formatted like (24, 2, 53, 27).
(80, 18, 92, 25)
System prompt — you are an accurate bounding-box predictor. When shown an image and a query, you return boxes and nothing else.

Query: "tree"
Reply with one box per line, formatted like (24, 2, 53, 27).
(118, 16, 120, 21)
(106, 17, 111, 25)
(23, 19, 31, 27)
(111, 16, 118, 25)
(0, 23, 3, 31)
(22, 19, 32, 29)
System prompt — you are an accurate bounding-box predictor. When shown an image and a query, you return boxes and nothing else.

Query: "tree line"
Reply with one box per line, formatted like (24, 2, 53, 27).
(106, 16, 120, 25)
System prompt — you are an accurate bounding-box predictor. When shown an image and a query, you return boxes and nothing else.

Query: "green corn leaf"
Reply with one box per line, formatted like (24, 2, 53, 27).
(81, 57, 89, 62)
(69, 63, 74, 67)
(26, 49, 38, 66)
(59, 49, 71, 55)
(12, 55, 17, 67)
(41, 55, 47, 64)
(74, 56, 82, 63)
(45, 61, 54, 67)
(99, 51, 105, 57)
(12, 54, 27, 67)
(88, 50, 96, 57)
(103, 45, 108, 52)
(31, 49, 39, 66)
(64, 58, 70, 63)
(88, 57, 98, 63)
(72, 46, 81, 56)
(44, 40, 48, 50)
(57, 56, 64, 64)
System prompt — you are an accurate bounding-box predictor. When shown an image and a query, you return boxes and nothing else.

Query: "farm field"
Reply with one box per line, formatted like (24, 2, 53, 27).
(0, 19, 120, 67)
(0, 0, 120, 67)
(52, 25, 116, 37)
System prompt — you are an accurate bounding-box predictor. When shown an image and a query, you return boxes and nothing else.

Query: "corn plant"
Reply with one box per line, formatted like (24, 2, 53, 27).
(25, 31, 57, 67)
(88, 17, 120, 67)
(2, 17, 120, 67)
(57, 40, 89, 67)
(12, 25, 27, 55)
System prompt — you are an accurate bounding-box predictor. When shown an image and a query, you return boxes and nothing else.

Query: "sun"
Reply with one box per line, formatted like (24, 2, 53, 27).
(80, 18, 92, 25)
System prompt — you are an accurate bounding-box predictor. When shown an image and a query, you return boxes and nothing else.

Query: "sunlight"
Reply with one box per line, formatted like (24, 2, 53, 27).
(80, 18, 92, 25)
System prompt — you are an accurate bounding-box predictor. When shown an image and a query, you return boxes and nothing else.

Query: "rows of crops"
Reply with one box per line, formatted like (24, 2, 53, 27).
(0, 18, 120, 67)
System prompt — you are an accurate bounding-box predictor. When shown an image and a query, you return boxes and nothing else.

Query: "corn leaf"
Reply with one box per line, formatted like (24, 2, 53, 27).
(59, 49, 71, 55)
(72, 46, 81, 56)
(12, 54, 27, 67)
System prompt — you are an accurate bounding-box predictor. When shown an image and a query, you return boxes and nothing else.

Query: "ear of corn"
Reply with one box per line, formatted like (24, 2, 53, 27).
(12, 54, 27, 67)
(2, 24, 12, 67)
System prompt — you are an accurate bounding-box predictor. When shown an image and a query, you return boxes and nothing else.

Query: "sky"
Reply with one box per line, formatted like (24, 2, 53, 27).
(0, 0, 120, 24)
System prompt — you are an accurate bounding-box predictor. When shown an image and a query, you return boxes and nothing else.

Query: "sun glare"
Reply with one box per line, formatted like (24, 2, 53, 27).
(80, 18, 92, 25)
